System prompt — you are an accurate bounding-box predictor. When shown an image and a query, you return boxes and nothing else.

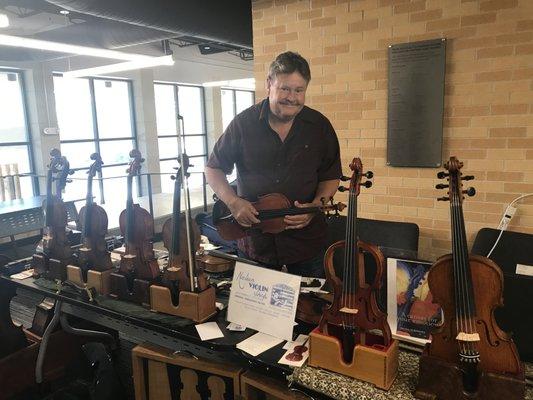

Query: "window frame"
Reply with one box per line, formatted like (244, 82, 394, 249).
(221, 87, 256, 119)
(154, 82, 208, 191)
(0, 68, 39, 196)
(54, 74, 139, 203)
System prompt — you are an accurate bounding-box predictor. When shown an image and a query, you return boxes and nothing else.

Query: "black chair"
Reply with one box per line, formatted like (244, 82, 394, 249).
(471, 228, 533, 362)
(325, 215, 420, 311)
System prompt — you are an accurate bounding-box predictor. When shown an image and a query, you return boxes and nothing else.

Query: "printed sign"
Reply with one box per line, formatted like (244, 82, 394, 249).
(227, 262, 301, 341)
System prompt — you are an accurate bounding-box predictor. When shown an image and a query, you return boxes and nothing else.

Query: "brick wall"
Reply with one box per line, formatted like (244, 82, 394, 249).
(252, 0, 533, 261)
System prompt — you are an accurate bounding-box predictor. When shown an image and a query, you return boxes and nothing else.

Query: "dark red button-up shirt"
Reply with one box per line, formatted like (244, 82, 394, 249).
(207, 98, 341, 265)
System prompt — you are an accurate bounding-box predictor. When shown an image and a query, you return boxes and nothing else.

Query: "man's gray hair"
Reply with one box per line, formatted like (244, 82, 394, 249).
(268, 51, 311, 83)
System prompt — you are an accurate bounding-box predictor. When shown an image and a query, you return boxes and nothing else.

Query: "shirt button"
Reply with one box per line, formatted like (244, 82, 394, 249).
(276, 179, 280, 183)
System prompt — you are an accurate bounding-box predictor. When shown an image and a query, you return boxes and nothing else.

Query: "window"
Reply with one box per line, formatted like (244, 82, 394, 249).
(0, 69, 37, 199)
(221, 88, 255, 131)
(220, 88, 255, 182)
(154, 83, 207, 193)
(54, 76, 137, 203)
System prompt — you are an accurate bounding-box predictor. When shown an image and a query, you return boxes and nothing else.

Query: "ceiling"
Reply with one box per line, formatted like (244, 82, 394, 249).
(0, 0, 253, 62)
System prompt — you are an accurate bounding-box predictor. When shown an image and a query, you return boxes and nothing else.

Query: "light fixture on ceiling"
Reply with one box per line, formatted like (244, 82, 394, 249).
(0, 34, 163, 62)
(59, 10, 70, 15)
(203, 78, 255, 90)
(0, 14, 9, 28)
(62, 55, 174, 79)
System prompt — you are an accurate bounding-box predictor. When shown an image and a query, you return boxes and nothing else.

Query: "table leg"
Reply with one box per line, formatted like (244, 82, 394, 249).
(0, 279, 28, 359)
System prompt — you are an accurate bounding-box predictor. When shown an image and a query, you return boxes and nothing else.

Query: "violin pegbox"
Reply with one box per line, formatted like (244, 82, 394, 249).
(338, 157, 373, 195)
(436, 156, 475, 202)
(87, 153, 104, 178)
(127, 149, 144, 176)
(171, 153, 192, 181)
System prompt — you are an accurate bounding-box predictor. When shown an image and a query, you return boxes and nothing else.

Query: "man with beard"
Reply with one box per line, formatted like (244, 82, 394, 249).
(205, 51, 341, 277)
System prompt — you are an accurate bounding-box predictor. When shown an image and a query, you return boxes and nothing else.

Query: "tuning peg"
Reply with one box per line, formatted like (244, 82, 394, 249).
(363, 181, 372, 188)
(340, 175, 350, 181)
(338, 186, 348, 192)
(435, 184, 449, 189)
(364, 171, 373, 179)
(437, 196, 450, 201)
(437, 172, 448, 179)
(463, 187, 476, 197)
(463, 175, 474, 181)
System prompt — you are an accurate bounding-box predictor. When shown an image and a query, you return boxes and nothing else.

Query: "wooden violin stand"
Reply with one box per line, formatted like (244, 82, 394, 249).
(308, 328, 399, 390)
(66, 265, 113, 296)
(32, 254, 70, 281)
(150, 284, 217, 323)
(109, 271, 153, 308)
(415, 350, 525, 400)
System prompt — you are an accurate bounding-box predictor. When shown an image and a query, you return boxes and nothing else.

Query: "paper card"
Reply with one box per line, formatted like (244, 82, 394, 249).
(236, 332, 284, 357)
(282, 334, 309, 350)
(278, 338, 310, 367)
(11, 269, 34, 280)
(195, 322, 224, 341)
(227, 262, 301, 341)
(516, 263, 533, 277)
(227, 322, 246, 331)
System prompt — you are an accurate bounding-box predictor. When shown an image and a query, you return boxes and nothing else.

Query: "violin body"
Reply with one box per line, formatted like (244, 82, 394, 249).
(320, 240, 392, 344)
(118, 204, 159, 281)
(195, 253, 234, 274)
(78, 203, 112, 272)
(297, 292, 331, 325)
(34, 149, 74, 278)
(416, 157, 524, 399)
(39, 200, 72, 264)
(428, 253, 521, 375)
(316, 158, 392, 364)
(213, 193, 344, 240)
(162, 213, 209, 291)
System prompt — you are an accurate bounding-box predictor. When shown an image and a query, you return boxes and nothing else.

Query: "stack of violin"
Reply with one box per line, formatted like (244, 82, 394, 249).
(66, 153, 114, 294)
(308, 158, 398, 390)
(150, 153, 217, 322)
(109, 150, 160, 307)
(32, 148, 74, 281)
(415, 157, 525, 400)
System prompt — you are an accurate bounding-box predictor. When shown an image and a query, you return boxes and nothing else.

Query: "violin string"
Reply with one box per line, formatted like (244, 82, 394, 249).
(352, 189, 357, 329)
(456, 177, 476, 357)
(451, 176, 463, 355)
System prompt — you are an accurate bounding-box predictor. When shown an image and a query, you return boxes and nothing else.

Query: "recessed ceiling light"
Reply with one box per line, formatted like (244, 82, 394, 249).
(59, 10, 70, 15)
(0, 13, 9, 28)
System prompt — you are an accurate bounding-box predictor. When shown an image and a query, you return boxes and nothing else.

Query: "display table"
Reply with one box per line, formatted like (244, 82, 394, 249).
(1, 262, 532, 400)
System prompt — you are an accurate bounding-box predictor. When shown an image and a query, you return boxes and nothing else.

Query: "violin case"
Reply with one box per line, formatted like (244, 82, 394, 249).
(471, 228, 533, 362)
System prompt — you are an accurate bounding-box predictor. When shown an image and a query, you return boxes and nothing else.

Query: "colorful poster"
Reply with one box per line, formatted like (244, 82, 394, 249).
(386, 258, 442, 345)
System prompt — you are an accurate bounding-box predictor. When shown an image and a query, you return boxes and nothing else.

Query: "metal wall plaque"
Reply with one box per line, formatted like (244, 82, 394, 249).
(387, 39, 446, 167)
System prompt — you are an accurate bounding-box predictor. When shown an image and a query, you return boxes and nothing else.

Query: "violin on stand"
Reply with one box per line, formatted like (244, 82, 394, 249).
(416, 157, 525, 400)
(159, 154, 207, 300)
(77, 153, 112, 274)
(33, 148, 74, 281)
(109, 150, 160, 307)
(308, 158, 398, 390)
(150, 151, 216, 322)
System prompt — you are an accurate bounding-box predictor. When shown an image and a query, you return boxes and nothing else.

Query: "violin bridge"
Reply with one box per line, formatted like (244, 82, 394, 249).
(339, 307, 358, 314)
(456, 332, 480, 342)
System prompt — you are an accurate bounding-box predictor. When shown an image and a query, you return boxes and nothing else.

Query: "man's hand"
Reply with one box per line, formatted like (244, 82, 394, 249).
(284, 200, 318, 230)
(228, 197, 260, 227)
